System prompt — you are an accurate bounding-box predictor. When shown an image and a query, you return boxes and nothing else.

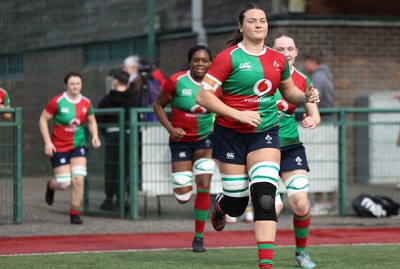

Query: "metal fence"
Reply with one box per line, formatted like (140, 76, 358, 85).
(1, 107, 400, 222)
(0, 108, 22, 224)
(82, 107, 400, 220)
(83, 108, 127, 219)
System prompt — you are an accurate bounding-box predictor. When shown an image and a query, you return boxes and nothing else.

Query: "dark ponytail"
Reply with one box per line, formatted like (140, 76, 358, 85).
(224, 29, 243, 49)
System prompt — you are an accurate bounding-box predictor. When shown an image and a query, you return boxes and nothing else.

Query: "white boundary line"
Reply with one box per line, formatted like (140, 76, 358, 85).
(1, 242, 399, 257)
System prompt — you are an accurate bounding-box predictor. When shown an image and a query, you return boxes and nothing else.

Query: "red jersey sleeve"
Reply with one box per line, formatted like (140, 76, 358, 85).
(206, 46, 235, 85)
(214, 86, 222, 98)
(44, 95, 61, 115)
(163, 71, 186, 99)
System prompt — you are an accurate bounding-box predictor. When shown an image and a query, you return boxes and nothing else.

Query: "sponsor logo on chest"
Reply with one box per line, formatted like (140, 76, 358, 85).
(239, 62, 252, 71)
(181, 89, 193, 97)
(65, 118, 82, 132)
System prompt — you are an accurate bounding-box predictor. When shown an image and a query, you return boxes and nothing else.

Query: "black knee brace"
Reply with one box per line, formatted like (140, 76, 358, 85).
(220, 195, 249, 217)
(251, 182, 277, 221)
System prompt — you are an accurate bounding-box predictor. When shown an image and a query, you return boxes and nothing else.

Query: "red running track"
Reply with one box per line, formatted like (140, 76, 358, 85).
(0, 227, 399, 255)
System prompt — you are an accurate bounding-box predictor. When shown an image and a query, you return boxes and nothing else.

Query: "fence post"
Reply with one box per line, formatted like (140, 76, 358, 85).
(118, 109, 126, 218)
(83, 108, 125, 218)
(338, 109, 347, 216)
(13, 108, 22, 223)
(129, 108, 139, 220)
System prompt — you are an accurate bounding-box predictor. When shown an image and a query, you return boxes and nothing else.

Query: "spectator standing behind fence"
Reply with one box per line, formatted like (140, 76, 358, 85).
(97, 71, 134, 212)
(39, 71, 101, 224)
(123, 55, 161, 194)
(303, 49, 336, 216)
(196, 4, 319, 269)
(153, 45, 219, 253)
(272, 34, 320, 269)
(123, 55, 160, 122)
(0, 87, 12, 121)
(303, 49, 334, 121)
(140, 58, 166, 87)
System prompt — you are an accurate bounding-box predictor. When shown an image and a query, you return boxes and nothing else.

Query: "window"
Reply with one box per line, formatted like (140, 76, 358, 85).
(84, 37, 147, 65)
(85, 43, 109, 63)
(0, 54, 23, 77)
(110, 40, 132, 60)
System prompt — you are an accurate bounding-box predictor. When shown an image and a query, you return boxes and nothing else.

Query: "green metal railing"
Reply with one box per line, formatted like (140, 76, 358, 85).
(126, 107, 400, 219)
(337, 107, 400, 214)
(84, 108, 126, 218)
(3, 106, 397, 222)
(0, 108, 22, 224)
(79, 105, 400, 220)
(128, 108, 165, 220)
(0, 105, 400, 223)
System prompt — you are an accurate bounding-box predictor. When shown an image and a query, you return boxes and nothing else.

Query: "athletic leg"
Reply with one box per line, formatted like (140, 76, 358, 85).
(171, 161, 193, 203)
(192, 149, 214, 252)
(46, 165, 72, 206)
(248, 148, 280, 269)
(275, 188, 284, 216)
(70, 156, 87, 224)
(169, 141, 196, 204)
(281, 170, 315, 268)
(210, 161, 249, 231)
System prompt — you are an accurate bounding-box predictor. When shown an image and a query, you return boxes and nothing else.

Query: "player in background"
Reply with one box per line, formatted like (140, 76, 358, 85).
(272, 34, 320, 268)
(39, 71, 101, 224)
(0, 87, 12, 121)
(153, 45, 220, 252)
(196, 4, 319, 268)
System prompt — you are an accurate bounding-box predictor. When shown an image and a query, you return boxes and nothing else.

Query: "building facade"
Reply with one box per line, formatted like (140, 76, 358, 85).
(0, 0, 399, 175)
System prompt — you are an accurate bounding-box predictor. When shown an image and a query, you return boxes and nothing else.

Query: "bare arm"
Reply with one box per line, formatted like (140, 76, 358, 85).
(279, 78, 319, 105)
(38, 110, 56, 157)
(87, 114, 101, 149)
(300, 102, 321, 129)
(152, 89, 186, 141)
(196, 76, 261, 127)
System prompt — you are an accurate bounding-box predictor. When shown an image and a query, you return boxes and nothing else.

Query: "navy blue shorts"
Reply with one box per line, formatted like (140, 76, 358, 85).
(50, 146, 87, 168)
(169, 134, 213, 162)
(212, 123, 280, 165)
(280, 144, 309, 172)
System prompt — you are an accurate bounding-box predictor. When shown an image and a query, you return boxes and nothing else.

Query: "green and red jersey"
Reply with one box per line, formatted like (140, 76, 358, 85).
(0, 87, 10, 106)
(206, 42, 291, 133)
(163, 70, 218, 142)
(45, 92, 93, 152)
(276, 67, 312, 147)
